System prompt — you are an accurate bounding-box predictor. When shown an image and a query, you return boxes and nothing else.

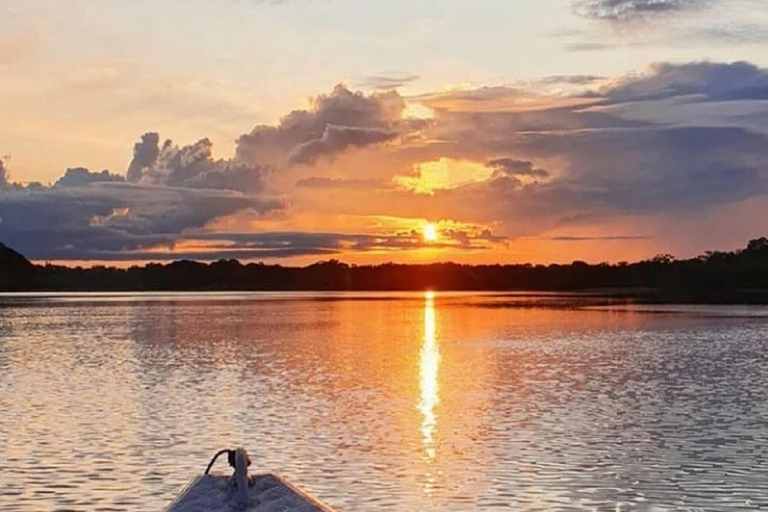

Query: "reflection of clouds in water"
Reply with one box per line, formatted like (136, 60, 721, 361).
(418, 291, 440, 490)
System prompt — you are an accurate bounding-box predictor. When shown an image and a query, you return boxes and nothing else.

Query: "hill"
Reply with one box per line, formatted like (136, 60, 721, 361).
(0, 242, 37, 291)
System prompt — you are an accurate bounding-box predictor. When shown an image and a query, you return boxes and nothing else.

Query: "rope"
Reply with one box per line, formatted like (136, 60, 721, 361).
(204, 449, 231, 475)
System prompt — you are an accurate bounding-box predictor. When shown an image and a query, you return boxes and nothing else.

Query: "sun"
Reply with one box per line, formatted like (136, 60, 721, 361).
(423, 223, 438, 242)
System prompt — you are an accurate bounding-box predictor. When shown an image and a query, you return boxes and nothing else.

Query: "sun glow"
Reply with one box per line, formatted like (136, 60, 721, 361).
(423, 223, 438, 242)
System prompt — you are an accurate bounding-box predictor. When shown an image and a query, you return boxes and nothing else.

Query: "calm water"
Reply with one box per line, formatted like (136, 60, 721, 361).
(1, 292, 767, 512)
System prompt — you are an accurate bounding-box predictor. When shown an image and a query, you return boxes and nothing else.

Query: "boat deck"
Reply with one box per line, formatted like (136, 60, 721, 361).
(164, 473, 337, 512)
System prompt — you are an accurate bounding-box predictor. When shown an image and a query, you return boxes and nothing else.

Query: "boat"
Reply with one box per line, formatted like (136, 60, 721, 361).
(164, 448, 338, 512)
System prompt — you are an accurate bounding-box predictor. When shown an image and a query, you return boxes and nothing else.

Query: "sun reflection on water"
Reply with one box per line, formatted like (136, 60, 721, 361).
(418, 291, 440, 475)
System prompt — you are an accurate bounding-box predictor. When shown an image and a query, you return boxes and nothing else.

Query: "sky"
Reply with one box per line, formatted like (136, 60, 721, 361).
(1, 0, 768, 265)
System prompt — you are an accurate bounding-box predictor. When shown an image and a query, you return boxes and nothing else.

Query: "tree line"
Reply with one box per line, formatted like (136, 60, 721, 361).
(1, 238, 768, 301)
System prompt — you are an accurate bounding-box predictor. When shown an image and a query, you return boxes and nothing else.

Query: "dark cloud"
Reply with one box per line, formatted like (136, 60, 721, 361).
(487, 159, 550, 179)
(0, 182, 282, 260)
(0, 131, 282, 261)
(236, 85, 407, 166)
(560, 11, 767, 51)
(359, 74, 420, 90)
(486, 126, 768, 216)
(539, 75, 606, 85)
(441, 228, 508, 249)
(0, 158, 8, 188)
(4, 63, 768, 262)
(605, 61, 768, 102)
(564, 41, 614, 52)
(55, 168, 125, 188)
(46, 246, 340, 262)
(126, 132, 160, 183)
(269, 63, 768, 250)
(404, 61, 768, 238)
(573, 0, 709, 21)
(20, 229, 502, 262)
(0, 86, 413, 263)
(200, 230, 505, 255)
(127, 135, 270, 193)
(288, 125, 396, 165)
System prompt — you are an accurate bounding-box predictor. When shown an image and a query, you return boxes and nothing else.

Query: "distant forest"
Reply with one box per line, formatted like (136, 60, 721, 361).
(2, 238, 768, 301)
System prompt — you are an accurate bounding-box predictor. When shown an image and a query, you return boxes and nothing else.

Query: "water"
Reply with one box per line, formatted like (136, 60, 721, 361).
(1, 292, 766, 512)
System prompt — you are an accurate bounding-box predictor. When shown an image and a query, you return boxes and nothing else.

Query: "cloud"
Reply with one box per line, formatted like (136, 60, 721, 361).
(288, 125, 397, 165)
(127, 134, 270, 193)
(487, 159, 550, 179)
(441, 227, 508, 249)
(573, 0, 710, 21)
(3, 62, 768, 262)
(236, 85, 408, 167)
(20, 229, 504, 262)
(0, 87, 414, 263)
(0, 132, 283, 260)
(231, 63, 768, 253)
(539, 75, 606, 85)
(127, 132, 161, 183)
(483, 126, 767, 216)
(566, 2, 767, 51)
(55, 168, 125, 188)
(0, 182, 282, 260)
(359, 74, 420, 90)
(605, 61, 768, 101)
(356, 61, 768, 244)
(413, 86, 596, 113)
(0, 158, 8, 188)
(564, 41, 615, 52)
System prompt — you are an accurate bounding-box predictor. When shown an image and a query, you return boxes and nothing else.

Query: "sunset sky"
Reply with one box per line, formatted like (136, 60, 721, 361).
(1, 0, 768, 265)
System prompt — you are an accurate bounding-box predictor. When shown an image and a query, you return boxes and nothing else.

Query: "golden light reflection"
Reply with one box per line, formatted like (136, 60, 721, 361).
(418, 290, 440, 469)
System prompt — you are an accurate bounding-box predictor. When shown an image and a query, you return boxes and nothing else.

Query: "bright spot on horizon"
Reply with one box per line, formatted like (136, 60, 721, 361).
(423, 223, 438, 242)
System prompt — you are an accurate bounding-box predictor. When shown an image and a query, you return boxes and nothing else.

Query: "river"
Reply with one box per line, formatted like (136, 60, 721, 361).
(1, 292, 766, 511)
